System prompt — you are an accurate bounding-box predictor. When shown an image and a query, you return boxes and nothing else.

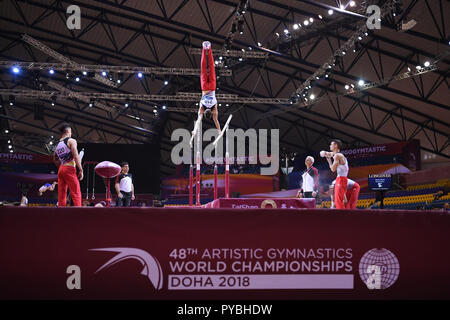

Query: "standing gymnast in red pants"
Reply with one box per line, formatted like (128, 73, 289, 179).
(196, 41, 221, 133)
(322, 139, 349, 209)
(54, 123, 83, 207)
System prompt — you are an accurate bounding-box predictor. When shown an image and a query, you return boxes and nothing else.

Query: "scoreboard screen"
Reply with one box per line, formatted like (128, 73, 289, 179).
(368, 174, 392, 191)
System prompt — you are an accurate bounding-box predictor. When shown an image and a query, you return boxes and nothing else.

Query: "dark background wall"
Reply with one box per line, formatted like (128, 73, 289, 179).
(78, 143, 160, 195)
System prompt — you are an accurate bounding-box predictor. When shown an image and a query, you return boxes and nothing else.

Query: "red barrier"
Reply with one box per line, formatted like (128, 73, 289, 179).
(0, 207, 449, 299)
(202, 198, 316, 209)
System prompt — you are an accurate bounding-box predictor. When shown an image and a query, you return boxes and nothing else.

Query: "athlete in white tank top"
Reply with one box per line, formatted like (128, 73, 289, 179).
(337, 156, 349, 177)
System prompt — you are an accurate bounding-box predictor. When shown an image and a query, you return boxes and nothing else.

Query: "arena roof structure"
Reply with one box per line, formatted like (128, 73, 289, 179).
(0, 0, 448, 175)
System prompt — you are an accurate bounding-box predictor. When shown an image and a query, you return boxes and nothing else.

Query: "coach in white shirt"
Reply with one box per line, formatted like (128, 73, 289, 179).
(115, 162, 135, 207)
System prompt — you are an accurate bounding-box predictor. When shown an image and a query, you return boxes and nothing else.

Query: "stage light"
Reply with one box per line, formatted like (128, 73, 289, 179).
(238, 20, 245, 34)
(358, 36, 362, 40)
(309, 17, 314, 23)
(416, 65, 421, 70)
(328, 9, 334, 15)
(11, 66, 20, 74)
(284, 29, 289, 34)
(137, 72, 143, 78)
(215, 60, 219, 65)
(257, 42, 262, 46)
(358, 79, 365, 86)
(117, 72, 123, 84)
(238, 58, 243, 61)
(9, 150, 13, 153)
(340, 5, 345, 10)
(293, 24, 299, 30)
(108, 73, 114, 81)
(153, 109, 157, 113)
(303, 20, 309, 26)
(275, 32, 280, 37)
(8, 145, 12, 149)
(75, 77, 80, 82)
(226, 104, 229, 107)
(89, 99, 94, 108)
(51, 95, 57, 106)
(310, 94, 315, 100)
(49, 69, 55, 75)
(101, 71, 107, 77)
(8, 95, 15, 106)
(49, 141, 53, 145)
(5, 130, 9, 133)
(162, 105, 166, 110)
(82, 71, 87, 76)
(125, 100, 130, 108)
(7, 140, 10, 143)
(351, 84, 355, 88)
(424, 61, 430, 67)
(318, 15, 323, 19)
(407, 67, 411, 72)
(350, 1, 356, 7)
(164, 80, 169, 85)
(345, 85, 350, 90)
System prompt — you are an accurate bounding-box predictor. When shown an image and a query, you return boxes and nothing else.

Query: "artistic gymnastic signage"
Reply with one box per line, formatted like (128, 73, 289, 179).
(0, 207, 448, 299)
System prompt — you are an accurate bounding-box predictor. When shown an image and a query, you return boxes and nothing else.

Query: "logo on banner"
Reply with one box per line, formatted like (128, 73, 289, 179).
(359, 248, 400, 289)
(90, 247, 163, 290)
(261, 199, 277, 208)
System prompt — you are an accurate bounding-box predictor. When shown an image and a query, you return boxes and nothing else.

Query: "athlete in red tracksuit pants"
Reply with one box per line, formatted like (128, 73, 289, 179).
(195, 41, 221, 133)
(54, 123, 83, 207)
(324, 139, 349, 209)
(345, 180, 360, 209)
(331, 178, 360, 209)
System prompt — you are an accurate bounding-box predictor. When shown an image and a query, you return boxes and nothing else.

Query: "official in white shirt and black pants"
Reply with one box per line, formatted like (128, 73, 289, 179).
(115, 162, 135, 207)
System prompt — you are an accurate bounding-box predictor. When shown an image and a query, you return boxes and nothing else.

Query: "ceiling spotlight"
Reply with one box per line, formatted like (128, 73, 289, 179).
(303, 20, 309, 26)
(164, 80, 169, 85)
(82, 71, 87, 76)
(101, 71, 107, 77)
(137, 72, 143, 78)
(309, 17, 314, 23)
(293, 24, 299, 30)
(11, 66, 20, 74)
(8, 145, 12, 149)
(358, 36, 362, 41)
(310, 94, 315, 100)
(328, 9, 334, 15)
(49, 141, 53, 146)
(162, 105, 166, 110)
(345, 85, 350, 90)
(49, 69, 55, 75)
(7, 140, 10, 143)
(424, 61, 430, 67)
(238, 20, 245, 34)
(75, 77, 80, 82)
(358, 79, 365, 86)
